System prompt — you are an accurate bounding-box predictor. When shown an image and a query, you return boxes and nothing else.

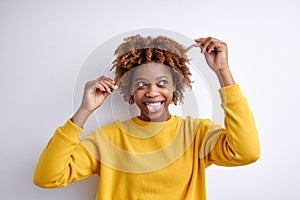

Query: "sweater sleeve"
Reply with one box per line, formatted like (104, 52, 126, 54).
(199, 84, 260, 167)
(33, 119, 100, 188)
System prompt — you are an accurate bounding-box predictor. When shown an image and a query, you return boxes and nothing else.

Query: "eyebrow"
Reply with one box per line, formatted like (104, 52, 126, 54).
(133, 76, 170, 82)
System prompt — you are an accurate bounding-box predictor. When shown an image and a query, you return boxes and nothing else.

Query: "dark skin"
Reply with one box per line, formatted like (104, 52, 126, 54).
(131, 63, 175, 122)
(71, 37, 235, 127)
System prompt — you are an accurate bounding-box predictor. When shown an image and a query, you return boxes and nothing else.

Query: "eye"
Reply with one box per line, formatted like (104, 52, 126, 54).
(158, 80, 168, 87)
(136, 81, 148, 89)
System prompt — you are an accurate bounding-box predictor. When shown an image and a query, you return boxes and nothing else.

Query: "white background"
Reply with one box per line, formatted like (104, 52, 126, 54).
(1, 0, 299, 199)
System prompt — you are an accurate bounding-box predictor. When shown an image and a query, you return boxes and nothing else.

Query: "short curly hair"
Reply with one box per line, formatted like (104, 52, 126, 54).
(111, 34, 192, 105)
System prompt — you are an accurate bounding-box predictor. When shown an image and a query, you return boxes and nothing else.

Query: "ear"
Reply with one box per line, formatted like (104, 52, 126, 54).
(129, 95, 134, 104)
(172, 91, 178, 106)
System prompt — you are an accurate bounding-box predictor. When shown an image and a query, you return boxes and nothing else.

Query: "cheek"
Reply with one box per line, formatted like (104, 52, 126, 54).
(163, 90, 174, 101)
(132, 90, 144, 101)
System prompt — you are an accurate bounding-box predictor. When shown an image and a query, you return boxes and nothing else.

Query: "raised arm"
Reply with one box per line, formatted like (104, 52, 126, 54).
(195, 37, 260, 166)
(33, 76, 118, 187)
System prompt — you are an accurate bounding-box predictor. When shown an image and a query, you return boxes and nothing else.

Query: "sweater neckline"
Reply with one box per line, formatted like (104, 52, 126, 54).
(132, 115, 175, 126)
(116, 115, 177, 138)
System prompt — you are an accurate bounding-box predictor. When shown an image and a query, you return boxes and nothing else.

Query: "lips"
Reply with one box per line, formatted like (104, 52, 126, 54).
(144, 101, 164, 113)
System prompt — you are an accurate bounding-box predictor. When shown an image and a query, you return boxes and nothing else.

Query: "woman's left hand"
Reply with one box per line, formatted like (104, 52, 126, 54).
(194, 37, 235, 87)
(194, 37, 229, 73)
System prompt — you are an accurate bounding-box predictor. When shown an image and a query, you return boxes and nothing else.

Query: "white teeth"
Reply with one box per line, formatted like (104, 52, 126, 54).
(145, 102, 163, 112)
(145, 102, 161, 106)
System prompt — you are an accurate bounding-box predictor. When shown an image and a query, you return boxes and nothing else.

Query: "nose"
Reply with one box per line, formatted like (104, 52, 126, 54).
(145, 83, 160, 97)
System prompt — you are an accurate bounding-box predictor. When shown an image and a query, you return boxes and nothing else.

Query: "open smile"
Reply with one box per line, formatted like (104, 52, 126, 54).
(143, 101, 165, 113)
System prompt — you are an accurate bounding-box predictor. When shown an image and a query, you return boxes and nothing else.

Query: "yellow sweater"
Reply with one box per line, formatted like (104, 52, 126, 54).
(33, 84, 260, 200)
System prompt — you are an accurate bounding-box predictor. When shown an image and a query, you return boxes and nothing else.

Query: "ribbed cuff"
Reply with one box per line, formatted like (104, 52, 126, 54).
(219, 84, 244, 103)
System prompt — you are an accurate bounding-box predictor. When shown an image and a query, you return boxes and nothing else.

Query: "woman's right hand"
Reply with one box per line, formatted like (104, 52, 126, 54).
(72, 76, 118, 128)
(80, 76, 118, 113)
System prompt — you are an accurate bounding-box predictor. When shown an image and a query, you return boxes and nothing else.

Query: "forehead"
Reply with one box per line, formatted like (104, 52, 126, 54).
(132, 63, 172, 80)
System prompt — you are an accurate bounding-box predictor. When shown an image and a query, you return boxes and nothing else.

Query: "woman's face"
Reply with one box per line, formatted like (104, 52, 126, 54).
(131, 62, 175, 122)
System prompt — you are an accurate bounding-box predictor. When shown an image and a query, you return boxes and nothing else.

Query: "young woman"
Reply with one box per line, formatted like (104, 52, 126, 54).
(33, 35, 260, 200)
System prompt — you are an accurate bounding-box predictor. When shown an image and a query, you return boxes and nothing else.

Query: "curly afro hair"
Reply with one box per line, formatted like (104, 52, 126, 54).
(111, 34, 193, 105)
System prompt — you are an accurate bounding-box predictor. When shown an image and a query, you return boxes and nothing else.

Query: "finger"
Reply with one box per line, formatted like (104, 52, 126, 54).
(209, 40, 227, 54)
(210, 43, 223, 53)
(96, 81, 112, 93)
(201, 37, 214, 53)
(103, 79, 118, 91)
(194, 38, 207, 49)
(194, 37, 208, 43)
(97, 79, 118, 93)
(95, 83, 106, 92)
(103, 84, 112, 93)
(194, 37, 214, 53)
(205, 38, 226, 54)
(207, 42, 217, 54)
(98, 76, 113, 82)
(96, 76, 112, 86)
(100, 76, 118, 87)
